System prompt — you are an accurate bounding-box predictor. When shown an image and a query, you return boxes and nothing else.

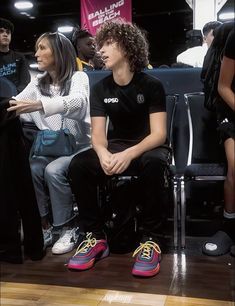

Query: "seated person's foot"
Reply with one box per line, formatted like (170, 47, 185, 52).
(230, 245, 235, 257)
(67, 232, 109, 271)
(24, 248, 45, 261)
(42, 226, 53, 248)
(52, 227, 80, 255)
(202, 231, 233, 256)
(24, 237, 44, 261)
(0, 245, 23, 264)
(132, 237, 161, 277)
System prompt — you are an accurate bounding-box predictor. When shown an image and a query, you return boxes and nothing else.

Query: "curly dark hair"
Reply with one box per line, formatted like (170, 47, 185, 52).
(202, 21, 222, 36)
(71, 27, 93, 53)
(0, 18, 14, 33)
(95, 19, 149, 72)
(72, 27, 93, 44)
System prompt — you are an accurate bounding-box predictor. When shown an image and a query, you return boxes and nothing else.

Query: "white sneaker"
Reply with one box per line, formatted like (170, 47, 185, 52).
(52, 227, 79, 255)
(43, 227, 53, 248)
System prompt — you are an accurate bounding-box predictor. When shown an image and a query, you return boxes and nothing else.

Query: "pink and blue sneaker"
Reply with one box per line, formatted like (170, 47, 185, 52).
(132, 239, 161, 277)
(67, 232, 109, 271)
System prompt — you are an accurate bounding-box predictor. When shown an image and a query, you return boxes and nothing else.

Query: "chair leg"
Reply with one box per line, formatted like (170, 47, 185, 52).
(173, 178, 179, 249)
(180, 176, 186, 249)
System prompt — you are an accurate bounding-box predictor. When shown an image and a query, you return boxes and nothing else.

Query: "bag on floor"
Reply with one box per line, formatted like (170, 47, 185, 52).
(102, 178, 141, 254)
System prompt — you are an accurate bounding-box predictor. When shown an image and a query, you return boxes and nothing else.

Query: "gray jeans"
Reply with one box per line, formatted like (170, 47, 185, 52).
(30, 147, 90, 227)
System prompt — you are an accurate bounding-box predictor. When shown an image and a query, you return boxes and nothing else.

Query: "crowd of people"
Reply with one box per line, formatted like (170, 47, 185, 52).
(0, 16, 234, 277)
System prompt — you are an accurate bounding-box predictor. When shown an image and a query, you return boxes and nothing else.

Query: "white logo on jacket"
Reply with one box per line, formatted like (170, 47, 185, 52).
(137, 94, 145, 104)
(104, 98, 119, 103)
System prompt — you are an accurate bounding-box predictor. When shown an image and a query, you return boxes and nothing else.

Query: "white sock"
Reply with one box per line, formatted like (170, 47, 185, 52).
(223, 210, 235, 219)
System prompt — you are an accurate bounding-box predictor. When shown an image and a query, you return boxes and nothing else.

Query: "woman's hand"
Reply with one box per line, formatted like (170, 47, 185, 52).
(7, 100, 43, 115)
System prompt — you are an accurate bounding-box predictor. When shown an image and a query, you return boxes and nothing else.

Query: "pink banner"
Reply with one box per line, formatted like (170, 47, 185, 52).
(81, 0, 132, 35)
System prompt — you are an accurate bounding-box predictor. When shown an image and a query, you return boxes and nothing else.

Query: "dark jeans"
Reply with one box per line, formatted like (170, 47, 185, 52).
(0, 108, 44, 262)
(68, 142, 171, 239)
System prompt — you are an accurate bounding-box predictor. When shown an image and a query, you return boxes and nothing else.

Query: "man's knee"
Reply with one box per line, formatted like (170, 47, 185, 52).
(68, 155, 83, 179)
(142, 147, 171, 168)
(68, 150, 94, 178)
(144, 155, 168, 173)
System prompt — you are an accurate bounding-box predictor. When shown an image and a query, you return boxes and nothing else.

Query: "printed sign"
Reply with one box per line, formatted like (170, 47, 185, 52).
(81, 0, 132, 35)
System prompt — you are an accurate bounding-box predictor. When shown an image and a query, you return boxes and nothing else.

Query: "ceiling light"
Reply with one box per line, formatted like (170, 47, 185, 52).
(57, 26, 74, 33)
(20, 12, 30, 16)
(14, 1, 33, 10)
(218, 12, 235, 20)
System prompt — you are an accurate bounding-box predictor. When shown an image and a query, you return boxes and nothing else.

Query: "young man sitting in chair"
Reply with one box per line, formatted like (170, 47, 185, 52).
(67, 19, 171, 277)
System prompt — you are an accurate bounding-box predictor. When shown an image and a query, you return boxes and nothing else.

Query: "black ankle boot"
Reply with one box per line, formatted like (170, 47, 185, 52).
(222, 218, 235, 241)
(0, 245, 23, 264)
(24, 248, 45, 261)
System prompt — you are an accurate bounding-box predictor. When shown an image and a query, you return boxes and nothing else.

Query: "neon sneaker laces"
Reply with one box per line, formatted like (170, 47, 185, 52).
(132, 240, 161, 277)
(67, 232, 109, 270)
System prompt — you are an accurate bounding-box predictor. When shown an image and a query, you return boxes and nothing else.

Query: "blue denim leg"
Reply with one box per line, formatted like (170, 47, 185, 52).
(44, 147, 90, 227)
(30, 156, 55, 218)
(44, 155, 76, 227)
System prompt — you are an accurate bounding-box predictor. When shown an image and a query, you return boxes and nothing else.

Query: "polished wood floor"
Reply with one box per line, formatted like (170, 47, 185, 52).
(1, 240, 234, 306)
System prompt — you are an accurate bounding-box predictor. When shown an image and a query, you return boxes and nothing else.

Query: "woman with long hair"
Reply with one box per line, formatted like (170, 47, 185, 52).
(7, 32, 91, 255)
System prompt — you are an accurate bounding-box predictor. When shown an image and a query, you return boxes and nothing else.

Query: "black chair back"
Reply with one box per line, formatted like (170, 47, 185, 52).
(185, 92, 225, 165)
(166, 94, 178, 151)
(180, 93, 226, 248)
(0, 77, 17, 98)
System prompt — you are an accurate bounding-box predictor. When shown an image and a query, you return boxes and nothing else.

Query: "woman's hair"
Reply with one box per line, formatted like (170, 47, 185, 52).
(36, 32, 77, 96)
(95, 19, 149, 72)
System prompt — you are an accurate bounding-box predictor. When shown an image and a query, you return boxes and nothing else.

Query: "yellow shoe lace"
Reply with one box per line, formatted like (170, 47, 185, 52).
(73, 232, 97, 256)
(132, 241, 161, 260)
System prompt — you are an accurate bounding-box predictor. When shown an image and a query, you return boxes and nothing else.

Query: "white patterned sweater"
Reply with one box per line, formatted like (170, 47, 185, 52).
(15, 71, 91, 151)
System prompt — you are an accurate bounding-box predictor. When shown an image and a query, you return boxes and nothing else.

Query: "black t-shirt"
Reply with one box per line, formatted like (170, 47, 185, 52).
(216, 29, 235, 121)
(224, 30, 235, 94)
(224, 30, 235, 60)
(0, 50, 30, 93)
(90, 72, 166, 144)
(224, 29, 235, 97)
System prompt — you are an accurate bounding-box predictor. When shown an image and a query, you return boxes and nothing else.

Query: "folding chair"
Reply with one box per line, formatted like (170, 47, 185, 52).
(180, 92, 226, 248)
(0, 77, 17, 97)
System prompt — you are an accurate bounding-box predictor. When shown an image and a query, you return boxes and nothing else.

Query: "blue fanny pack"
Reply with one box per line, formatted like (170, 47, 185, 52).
(32, 118, 76, 157)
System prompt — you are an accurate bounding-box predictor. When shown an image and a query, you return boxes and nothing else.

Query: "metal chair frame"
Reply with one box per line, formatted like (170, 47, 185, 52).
(180, 92, 226, 248)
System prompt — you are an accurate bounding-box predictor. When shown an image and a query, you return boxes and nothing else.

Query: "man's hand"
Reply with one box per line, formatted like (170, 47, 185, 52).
(97, 149, 113, 175)
(7, 100, 43, 115)
(108, 150, 133, 175)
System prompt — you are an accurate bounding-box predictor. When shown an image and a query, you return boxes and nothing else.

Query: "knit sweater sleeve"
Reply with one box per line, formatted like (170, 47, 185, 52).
(40, 71, 90, 120)
(15, 78, 39, 122)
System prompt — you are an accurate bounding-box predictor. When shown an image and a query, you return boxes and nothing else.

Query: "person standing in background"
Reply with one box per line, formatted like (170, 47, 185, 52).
(202, 21, 222, 48)
(202, 27, 235, 257)
(0, 18, 30, 93)
(72, 27, 96, 71)
(176, 21, 222, 68)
